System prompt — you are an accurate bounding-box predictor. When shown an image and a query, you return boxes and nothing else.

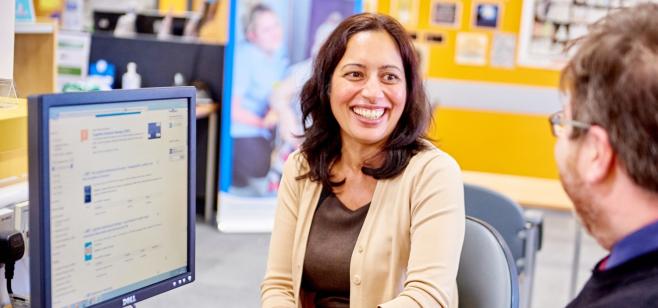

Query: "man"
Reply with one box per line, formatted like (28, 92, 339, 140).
(550, 3, 658, 307)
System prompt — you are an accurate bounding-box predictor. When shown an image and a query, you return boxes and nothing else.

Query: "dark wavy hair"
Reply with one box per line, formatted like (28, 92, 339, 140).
(297, 13, 431, 187)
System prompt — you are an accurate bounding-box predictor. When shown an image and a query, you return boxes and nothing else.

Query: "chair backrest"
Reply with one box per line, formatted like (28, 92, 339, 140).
(464, 183, 526, 270)
(458, 216, 520, 308)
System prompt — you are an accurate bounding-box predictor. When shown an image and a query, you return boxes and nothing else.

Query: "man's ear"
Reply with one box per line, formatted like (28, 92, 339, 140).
(580, 125, 615, 183)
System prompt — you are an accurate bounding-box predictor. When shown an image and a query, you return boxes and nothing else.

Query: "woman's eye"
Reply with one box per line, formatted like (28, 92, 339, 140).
(383, 73, 400, 83)
(344, 71, 363, 79)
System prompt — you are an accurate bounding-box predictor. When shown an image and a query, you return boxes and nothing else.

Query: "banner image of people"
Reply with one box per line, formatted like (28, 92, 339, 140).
(218, 0, 361, 232)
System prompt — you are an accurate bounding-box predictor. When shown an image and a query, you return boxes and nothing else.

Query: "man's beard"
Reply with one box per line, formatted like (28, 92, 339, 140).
(559, 155, 599, 235)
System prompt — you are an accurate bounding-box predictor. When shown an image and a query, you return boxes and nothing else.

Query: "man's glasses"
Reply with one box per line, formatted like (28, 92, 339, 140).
(548, 111, 591, 137)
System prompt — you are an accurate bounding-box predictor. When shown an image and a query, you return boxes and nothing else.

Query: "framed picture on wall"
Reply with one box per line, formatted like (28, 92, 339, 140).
(390, 0, 419, 27)
(455, 32, 488, 66)
(424, 32, 446, 45)
(430, 0, 461, 27)
(472, 2, 501, 29)
(490, 32, 517, 68)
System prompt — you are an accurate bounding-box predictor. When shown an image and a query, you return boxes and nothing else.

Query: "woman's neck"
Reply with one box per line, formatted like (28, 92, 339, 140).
(338, 139, 384, 174)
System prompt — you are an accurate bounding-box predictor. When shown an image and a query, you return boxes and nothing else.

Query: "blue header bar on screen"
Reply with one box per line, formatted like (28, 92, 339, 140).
(49, 99, 188, 119)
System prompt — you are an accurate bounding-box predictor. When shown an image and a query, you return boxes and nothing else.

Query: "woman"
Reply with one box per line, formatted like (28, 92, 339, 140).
(261, 13, 464, 308)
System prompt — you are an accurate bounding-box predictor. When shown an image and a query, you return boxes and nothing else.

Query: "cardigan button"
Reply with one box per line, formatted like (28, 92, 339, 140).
(357, 246, 364, 253)
(352, 275, 361, 285)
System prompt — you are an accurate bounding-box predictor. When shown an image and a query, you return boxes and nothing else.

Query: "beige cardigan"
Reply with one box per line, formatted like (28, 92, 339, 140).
(261, 142, 465, 307)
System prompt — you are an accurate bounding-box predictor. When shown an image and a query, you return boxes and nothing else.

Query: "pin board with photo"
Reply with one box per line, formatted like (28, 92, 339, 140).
(371, 0, 561, 87)
(518, 0, 658, 69)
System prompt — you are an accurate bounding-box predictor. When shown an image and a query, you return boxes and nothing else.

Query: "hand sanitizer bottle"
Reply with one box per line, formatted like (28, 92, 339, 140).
(122, 62, 141, 89)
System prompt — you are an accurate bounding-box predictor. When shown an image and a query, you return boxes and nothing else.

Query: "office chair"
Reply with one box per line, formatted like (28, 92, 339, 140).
(458, 216, 520, 308)
(464, 183, 543, 308)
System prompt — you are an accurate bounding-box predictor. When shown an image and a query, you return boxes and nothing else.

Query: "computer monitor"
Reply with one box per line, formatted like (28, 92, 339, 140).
(28, 87, 196, 308)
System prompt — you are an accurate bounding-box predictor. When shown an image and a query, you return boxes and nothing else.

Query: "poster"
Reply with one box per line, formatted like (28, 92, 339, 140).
(430, 0, 460, 27)
(218, 0, 360, 232)
(472, 2, 500, 29)
(455, 32, 488, 66)
(517, 0, 658, 68)
(15, 0, 36, 23)
(56, 31, 91, 92)
(490, 32, 516, 68)
(390, 0, 419, 27)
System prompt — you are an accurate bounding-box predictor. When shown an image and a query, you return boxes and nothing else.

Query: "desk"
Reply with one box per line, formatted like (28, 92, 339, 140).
(462, 171, 571, 211)
(462, 170, 582, 299)
(196, 103, 220, 223)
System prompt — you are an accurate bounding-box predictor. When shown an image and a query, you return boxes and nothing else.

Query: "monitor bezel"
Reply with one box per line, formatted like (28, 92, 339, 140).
(28, 87, 196, 308)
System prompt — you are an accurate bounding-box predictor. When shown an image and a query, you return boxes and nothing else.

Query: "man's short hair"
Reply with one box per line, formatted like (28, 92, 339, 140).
(560, 3, 658, 193)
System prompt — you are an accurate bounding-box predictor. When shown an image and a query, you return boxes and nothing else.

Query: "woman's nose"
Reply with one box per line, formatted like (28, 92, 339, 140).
(360, 77, 384, 102)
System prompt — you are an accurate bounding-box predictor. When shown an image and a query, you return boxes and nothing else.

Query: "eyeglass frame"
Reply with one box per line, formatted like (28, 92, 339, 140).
(548, 110, 591, 137)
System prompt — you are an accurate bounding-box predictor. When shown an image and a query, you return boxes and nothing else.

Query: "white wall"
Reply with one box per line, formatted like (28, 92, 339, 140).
(0, 0, 15, 80)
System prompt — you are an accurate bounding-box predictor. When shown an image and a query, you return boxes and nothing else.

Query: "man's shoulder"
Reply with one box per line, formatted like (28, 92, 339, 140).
(567, 252, 658, 308)
(568, 277, 658, 308)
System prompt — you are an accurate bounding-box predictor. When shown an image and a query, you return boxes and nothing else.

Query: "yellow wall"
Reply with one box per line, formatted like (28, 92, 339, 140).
(159, 0, 189, 14)
(428, 107, 558, 178)
(159, 0, 228, 44)
(0, 99, 28, 181)
(375, 0, 560, 179)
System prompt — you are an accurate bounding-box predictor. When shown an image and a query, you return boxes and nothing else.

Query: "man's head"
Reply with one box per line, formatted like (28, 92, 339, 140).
(554, 3, 658, 248)
(243, 4, 283, 55)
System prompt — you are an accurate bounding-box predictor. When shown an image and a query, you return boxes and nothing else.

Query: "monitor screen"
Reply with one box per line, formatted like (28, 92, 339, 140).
(29, 87, 196, 308)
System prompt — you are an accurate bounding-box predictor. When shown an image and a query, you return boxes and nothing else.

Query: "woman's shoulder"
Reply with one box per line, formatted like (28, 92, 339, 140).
(409, 139, 461, 172)
(283, 149, 310, 175)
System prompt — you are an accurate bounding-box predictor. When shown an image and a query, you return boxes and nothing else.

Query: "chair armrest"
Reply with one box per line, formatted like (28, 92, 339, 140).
(523, 210, 544, 251)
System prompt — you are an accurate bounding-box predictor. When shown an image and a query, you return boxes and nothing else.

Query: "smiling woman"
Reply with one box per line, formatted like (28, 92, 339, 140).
(329, 30, 407, 152)
(261, 13, 465, 308)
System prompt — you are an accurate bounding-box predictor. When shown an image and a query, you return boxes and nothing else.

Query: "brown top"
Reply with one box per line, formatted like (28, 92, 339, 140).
(302, 188, 370, 308)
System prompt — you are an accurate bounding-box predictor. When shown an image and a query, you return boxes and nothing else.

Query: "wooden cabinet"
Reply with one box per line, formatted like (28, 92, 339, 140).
(14, 22, 57, 98)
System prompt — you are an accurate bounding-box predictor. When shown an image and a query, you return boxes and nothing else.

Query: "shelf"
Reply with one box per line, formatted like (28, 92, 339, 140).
(14, 24, 57, 98)
(15, 22, 55, 34)
(0, 180, 28, 209)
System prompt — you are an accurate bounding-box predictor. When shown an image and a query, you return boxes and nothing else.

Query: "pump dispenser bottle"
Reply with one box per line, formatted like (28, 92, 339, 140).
(122, 62, 141, 89)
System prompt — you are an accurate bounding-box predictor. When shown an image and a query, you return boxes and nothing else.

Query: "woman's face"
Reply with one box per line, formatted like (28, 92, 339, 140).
(329, 30, 407, 149)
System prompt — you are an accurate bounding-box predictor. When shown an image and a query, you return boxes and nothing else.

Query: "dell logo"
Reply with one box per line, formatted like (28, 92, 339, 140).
(122, 295, 136, 306)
